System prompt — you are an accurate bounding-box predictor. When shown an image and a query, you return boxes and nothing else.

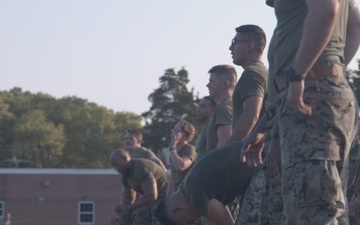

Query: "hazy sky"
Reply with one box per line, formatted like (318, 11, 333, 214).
(1, 0, 360, 115)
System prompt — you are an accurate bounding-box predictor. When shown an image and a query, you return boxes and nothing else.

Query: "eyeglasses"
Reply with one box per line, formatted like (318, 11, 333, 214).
(231, 38, 249, 45)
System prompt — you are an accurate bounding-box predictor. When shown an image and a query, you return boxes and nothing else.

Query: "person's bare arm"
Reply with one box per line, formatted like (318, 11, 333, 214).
(131, 177, 158, 210)
(344, 2, 360, 66)
(207, 199, 234, 225)
(227, 96, 263, 143)
(216, 124, 232, 148)
(121, 187, 136, 205)
(115, 187, 136, 215)
(170, 151, 193, 171)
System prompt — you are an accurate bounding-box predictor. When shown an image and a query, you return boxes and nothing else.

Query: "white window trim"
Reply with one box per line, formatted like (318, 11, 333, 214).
(0, 201, 4, 220)
(78, 201, 95, 225)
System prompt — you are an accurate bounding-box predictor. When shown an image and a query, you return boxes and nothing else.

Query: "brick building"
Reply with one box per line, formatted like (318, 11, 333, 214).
(0, 169, 123, 225)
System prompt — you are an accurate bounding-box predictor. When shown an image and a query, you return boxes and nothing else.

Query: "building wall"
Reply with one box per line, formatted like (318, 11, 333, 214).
(0, 169, 123, 225)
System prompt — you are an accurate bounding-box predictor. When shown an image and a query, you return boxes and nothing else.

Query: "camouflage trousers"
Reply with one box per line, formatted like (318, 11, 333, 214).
(259, 173, 283, 225)
(277, 74, 358, 225)
(120, 192, 165, 225)
(282, 161, 346, 225)
(120, 206, 152, 225)
(236, 167, 266, 225)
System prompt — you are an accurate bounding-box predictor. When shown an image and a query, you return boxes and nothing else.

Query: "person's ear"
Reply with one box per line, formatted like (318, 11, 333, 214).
(223, 80, 230, 88)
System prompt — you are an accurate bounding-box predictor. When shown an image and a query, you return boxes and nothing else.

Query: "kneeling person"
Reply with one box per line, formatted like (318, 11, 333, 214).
(155, 142, 257, 225)
(110, 149, 168, 225)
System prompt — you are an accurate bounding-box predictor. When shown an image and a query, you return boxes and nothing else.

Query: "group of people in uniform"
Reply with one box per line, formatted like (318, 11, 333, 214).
(110, 0, 360, 225)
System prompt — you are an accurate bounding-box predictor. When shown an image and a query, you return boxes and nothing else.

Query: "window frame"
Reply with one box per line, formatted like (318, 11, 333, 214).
(0, 201, 4, 220)
(78, 201, 95, 225)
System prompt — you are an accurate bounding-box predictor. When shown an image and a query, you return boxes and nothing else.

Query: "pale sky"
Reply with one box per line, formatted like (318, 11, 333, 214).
(1, 0, 360, 115)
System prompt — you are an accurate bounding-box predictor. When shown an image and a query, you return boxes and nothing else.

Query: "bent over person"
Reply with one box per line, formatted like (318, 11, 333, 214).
(155, 141, 258, 225)
(110, 149, 168, 225)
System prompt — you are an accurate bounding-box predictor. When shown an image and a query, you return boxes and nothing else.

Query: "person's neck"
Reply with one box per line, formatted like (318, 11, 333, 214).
(127, 146, 141, 151)
(240, 55, 263, 70)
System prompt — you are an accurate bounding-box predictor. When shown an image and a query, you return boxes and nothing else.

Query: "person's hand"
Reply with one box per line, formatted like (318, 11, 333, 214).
(114, 203, 127, 216)
(287, 81, 312, 116)
(265, 138, 282, 179)
(170, 130, 182, 149)
(349, 194, 360, 216)
(241, 132, 265, 167)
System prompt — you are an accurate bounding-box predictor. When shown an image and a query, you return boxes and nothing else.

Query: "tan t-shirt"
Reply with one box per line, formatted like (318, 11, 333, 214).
(205, 96, 233, 152)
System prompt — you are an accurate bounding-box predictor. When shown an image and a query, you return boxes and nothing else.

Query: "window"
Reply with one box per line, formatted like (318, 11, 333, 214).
(78, 201, 95, 224)
(0, 201, 4, 220)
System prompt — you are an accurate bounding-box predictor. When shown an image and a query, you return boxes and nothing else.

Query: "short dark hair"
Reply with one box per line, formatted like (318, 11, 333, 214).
(235, 24, 266, 53)
(154, 198, 177, 225)
(126, 129, 143, 142)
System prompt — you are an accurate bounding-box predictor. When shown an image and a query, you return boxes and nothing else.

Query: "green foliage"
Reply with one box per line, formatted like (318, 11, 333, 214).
(0, 87, 142, 168)
(142, 68, 199, 151)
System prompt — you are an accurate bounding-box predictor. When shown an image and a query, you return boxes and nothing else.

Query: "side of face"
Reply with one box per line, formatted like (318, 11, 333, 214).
(125, 133, 141, 150)
(111, 156, 127, 173)
(196, 98, 213, 123)
(229, 32, 249, 66)
(206, 73, 225, 98)
(166, 195, 201, 225)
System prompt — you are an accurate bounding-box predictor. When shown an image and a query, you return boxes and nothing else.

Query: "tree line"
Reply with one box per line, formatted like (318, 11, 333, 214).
(1, 61, 360, 168)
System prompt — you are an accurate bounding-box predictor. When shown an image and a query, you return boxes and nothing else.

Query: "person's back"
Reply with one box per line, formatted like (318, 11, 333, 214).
(124, 158, 168, 195)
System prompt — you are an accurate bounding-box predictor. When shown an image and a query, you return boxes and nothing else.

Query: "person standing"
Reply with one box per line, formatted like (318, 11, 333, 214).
(205, 65, 237, 153)
(125, 129, 167, 171)
(166, 120, 197, 196)
(194, 96, 216, 162)
(227, 24, 268, 225)
(242, 1, 360, 225)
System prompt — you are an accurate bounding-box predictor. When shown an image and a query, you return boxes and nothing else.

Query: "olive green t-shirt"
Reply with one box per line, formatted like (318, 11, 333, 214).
(170, 144, 197, 189)
(271, 0, 354, 76)
(206, 96, 233, 152)
(195, 128, 207, 161)
(122, 158, 168, 195)
(232, 61, 268, 127)
(127, 147, 163, 167)
(180, 141, 256, 216)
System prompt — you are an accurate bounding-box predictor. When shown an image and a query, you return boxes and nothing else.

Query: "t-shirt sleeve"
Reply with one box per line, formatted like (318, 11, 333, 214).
(214, 104, 232, 127)
(240, 70, 266, 100)
(180, 145, 197, 161)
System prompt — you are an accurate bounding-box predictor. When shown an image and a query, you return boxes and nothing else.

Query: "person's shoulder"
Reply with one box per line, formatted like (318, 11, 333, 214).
(244, 62, 268, 77)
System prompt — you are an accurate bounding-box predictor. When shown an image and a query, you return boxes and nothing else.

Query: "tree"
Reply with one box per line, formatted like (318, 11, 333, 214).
(142, 68, 198, 151)
(12, 110, 65, 168)
(0, 88, 143, 168)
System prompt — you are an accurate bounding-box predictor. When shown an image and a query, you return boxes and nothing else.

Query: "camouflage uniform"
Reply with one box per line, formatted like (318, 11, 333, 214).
(277, 73, 358, 225)
(260, 114, 283, 225)
(347, 138, 360, 225)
